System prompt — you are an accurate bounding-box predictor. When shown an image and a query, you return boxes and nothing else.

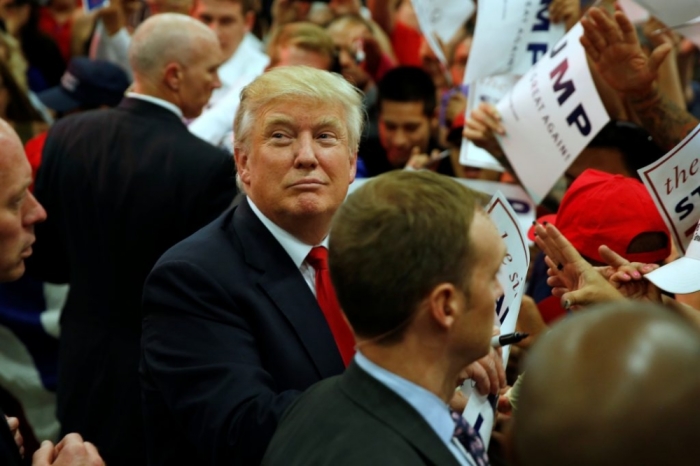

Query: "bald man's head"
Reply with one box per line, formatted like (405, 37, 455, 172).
(128, 13, 224, 118)
(0, 119, 46, 282)
(514, 302, 700, 466)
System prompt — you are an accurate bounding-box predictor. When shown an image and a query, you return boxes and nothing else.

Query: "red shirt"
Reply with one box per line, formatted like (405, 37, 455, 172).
(39, 7, 72, 64)
(390, 21, 423, 67)
(24, 132, 48, 192)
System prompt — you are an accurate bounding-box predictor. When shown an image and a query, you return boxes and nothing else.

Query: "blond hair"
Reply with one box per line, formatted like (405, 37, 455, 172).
(234, 66, 364, 154)
(267, 22, 336, 68)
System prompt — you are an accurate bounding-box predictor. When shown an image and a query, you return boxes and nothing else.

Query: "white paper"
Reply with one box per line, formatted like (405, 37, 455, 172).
(635, 0, 700, 28)
(638, 124, 700, 254)
(673, 16, 700, 49)
(456, 178, 536, 238)
(465, 0, 566, 84)
(461, 191, 530, 447)
(410, 0, 475, 65)
(495, 23, 610, 204)
(460, 75, 520, 171)
(618, 0, 650, 24)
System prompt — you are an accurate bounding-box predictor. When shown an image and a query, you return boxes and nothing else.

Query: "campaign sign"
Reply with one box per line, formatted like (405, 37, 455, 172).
(410, 0, 475, 65)
(617, 0, 650, 24)
(673, 17, 700, 49)
(635, 0, 700, 28)
(460, 74, 520, 171)
(465, 0, 565, 85)
(457, 178, 535, 239)
(638, 124, 700, 254)
(460, 191, 530, 447)
(495, 23, 610, 204)
(84, 0, 109, 12)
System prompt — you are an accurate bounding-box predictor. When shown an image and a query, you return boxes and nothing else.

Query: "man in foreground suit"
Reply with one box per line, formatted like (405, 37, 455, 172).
(0, 119, 104, 466)
(140, 66, 362, 465)
(26, 14, 236, 466)
(263, 170, 506, 465)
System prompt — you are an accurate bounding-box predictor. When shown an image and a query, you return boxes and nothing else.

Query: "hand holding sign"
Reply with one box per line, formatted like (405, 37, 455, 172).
(549, 0, 581, 31)
(463, 102, 507, 163)
(580, 7, 671, 98)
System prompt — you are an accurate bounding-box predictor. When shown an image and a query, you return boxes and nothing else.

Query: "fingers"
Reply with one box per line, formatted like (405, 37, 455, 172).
(615, 10, 639, 45)
(32, 440, 56, 466)
(648, 42, 673, 73)
(54, 434, 105, 466)
(598, 245, 629, 268)
(465, 361, 491, 396)
(6, 416, 19, 432)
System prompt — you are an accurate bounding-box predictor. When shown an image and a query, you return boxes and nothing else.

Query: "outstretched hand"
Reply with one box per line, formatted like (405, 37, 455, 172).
(580, 7, 671, 98)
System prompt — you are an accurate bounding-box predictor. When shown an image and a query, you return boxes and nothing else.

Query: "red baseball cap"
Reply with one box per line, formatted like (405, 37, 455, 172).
(527, 169, 671, 264)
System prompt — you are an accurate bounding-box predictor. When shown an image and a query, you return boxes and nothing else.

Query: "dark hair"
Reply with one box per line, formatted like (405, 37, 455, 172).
(587, 120, 665, 178)
(329, 170, 481, 344)
(0, 60, 43, 123)
(377, 66, 436, 117)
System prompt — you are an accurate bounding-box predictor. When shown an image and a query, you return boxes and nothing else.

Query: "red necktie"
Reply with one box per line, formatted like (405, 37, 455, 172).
(306, 246, 355, 366)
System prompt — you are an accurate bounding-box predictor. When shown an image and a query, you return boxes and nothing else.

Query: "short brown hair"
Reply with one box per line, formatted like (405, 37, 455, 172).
(329, 171, 482, 344)
(267, 22, 336, 68)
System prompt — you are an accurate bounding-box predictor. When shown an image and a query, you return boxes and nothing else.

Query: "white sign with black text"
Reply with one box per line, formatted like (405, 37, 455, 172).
(460, 191, 530, 448)
(638, 124, 700, 254)
(465, 0, 565, 85)
(495, 23, 610, 204)
(410, 0, 475, 65)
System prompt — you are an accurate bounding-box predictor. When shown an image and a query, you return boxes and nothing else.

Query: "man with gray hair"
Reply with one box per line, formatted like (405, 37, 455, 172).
(27, 14, 236, 466)
(140, 66, 362, 465)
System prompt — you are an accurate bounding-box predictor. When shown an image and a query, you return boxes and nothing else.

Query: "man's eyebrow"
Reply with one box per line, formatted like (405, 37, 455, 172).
(262, 115, 296, 133)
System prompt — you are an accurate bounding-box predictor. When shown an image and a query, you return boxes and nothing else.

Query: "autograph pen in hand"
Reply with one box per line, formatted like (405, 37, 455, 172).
(491, 332, 529, 348)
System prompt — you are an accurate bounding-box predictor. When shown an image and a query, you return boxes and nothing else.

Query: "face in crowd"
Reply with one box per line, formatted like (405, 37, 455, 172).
(379, 99, 435, 167)
(0, 122, 46, 282)
(193, 0, 253, 60)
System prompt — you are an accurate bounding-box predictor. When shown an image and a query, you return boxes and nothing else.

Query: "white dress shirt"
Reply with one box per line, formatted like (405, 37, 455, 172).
(247, 198, 327, 296)
(208, 36, 269, 108)
(89, 21, 133, 80)
(125, 93, 183, 119)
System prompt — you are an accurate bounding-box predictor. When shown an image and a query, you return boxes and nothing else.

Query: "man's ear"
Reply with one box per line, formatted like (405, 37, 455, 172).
(244, 10, 255, 33)
(234, 147, 250, 184)
(164, 62, 182, 91)
(428, 283, 459, 330)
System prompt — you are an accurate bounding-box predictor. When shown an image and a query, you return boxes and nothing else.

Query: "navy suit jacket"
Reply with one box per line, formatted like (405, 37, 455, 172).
(141, 198, 346, 465)
(262, 362, 463, 466)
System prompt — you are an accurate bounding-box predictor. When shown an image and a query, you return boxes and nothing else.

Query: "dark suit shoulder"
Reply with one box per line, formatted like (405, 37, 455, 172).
(263, 374, 441, 466)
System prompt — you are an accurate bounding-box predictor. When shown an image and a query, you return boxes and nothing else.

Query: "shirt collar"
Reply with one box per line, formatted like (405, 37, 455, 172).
(246, 197, 329, 267)
(126, 93, 183, 119)
(354, 352, 456, 446)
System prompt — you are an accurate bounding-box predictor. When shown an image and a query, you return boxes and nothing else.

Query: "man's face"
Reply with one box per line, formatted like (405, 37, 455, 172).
(379, 100, 433, 167)
(0, 135, 46, 282)
(193, 0, 251, 60)
(274, 45, 332, 70)
(327, 21, 372, 88)
(235, 98, 356, 233)
(450, 36, 472, 85)
(459, 213, 505, 358)
(178, 36, 223, 118)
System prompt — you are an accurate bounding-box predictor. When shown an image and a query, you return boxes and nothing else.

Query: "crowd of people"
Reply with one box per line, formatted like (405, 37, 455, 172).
(0, 0, 700, 464)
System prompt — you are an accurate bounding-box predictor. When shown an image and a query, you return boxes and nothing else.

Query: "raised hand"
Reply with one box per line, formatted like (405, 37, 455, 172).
(580, 7, 671, 97)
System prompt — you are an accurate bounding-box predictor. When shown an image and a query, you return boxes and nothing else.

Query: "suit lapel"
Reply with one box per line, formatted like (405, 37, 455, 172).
(230, 200, 345, 379)
(340, 362, 462, 466)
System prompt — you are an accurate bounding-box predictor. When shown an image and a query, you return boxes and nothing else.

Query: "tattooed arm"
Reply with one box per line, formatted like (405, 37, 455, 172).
(580, 7, 699, 151)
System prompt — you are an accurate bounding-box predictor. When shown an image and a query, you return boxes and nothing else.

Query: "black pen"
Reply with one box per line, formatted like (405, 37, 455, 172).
(491, 332, 529, 348)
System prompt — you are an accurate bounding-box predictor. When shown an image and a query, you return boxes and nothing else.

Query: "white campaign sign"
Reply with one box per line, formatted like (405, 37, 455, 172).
(635, 0, 700, 28)
(460, 191, 530, 447)
(673, 17, 700, 49)
(460, 75, 520, 171)
(465, 0, 565, 85)
(495, 23, 610, 204)
(410, 0, 475, 64)
(638, 124, 700, 254)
